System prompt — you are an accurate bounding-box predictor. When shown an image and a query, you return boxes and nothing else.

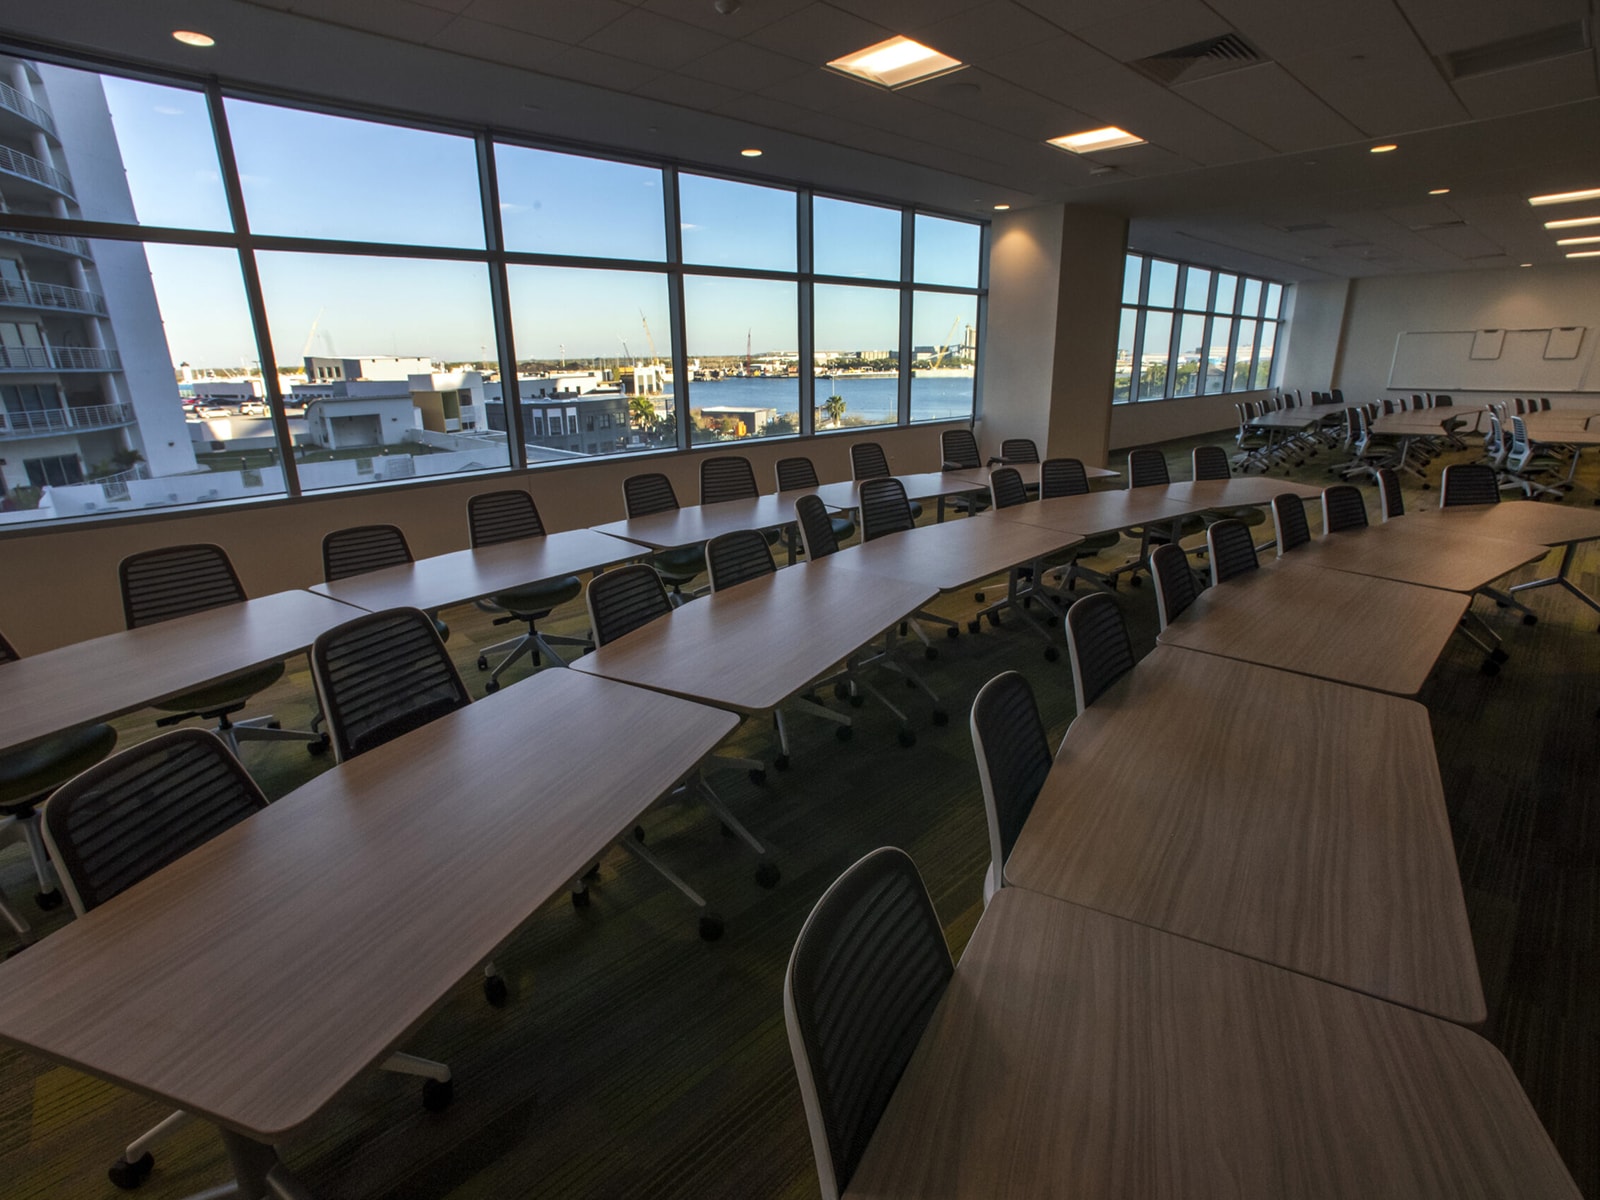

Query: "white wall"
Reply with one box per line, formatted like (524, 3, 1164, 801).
(1108, 389, 1269, 450)
(977, 206, 1062, 462)
(1279, 278, 1350, 396)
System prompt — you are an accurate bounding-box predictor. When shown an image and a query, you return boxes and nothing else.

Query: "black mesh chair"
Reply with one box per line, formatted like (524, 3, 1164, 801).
(1321, 484, 1369, 533)
(623, 473, 707, 602)
(784, 847, 953, 1200)
(775, 456, 855, 549)
(1149, 542, 1199, 631)
(118, 544, 325, 758)
(1063, 593, 1136, 713)
(322, 524, 450, 643)
(1440, 465, 1540, 627)
(998, 437, 1040, 464)
(938, 428, 989, 513)
(849, 441, 922, 518)
(858, 478, 959, 654)
(1192, 444, 1269, 538)
(970, 467, 1061, 657)
(1376, 466, 1405, 522)
(0, 630, 117, 934)
(1040, 458, 1119, 592)
(1270, 493, 1311, 556)
(41, 728, 454, 1191)
(969, 672, 1051, 902)
(467, 491, 591, 692)
(702, 456, 784, 553)
(1207, 518, 1260, 585)
(1105, 449, 1205, 588)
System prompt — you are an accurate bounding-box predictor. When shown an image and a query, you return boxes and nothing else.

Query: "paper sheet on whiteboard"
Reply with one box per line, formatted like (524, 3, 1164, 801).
(1547, 328, 1584, 359)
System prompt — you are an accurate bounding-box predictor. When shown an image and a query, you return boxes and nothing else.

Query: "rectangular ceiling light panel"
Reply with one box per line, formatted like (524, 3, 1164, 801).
(1544, 215, 1600, 229)
(1048, 126, 1147, 153)
(827, 36, 965, 89)
(1528, 187, 1600, 206)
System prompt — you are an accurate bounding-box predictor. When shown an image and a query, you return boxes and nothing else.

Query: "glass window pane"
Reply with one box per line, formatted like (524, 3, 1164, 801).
(1240, 278, 1262, 317)
(1264, 282, 1283, 319)
(913, 214, 980, 287)
(678, 174, 795, 272)
(1232, 319, 1257, 389)
(814, 197, 900, 280)
(254, 251, 506, 489)
(1182, 268, 1211, 311)
(1122, 254, 1142, 305)
(1204, 318, 1232, 393)
(495, 146, 664, 261)
(1146, 260, 1178, 309)
(813, 285, 899, 431)
(1253, 322, 1277, 389)
(910, 291, 976, 422)
(225, 100, 484, 248)
(1213, 273, 1237, 314)
(682, 276, 797, 444)
(506, 266, 671, 458)
(1137, 310, 1172, 399)
(1174, 314, 1206, 397)
(1114, 307, 1136, 402)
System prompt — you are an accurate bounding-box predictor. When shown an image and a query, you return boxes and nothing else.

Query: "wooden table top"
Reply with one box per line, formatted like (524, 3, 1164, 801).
(588, 490, 831, 550)
(1292, 522, 1549, 593)
(984, 462, 1120, 487)
(570, 556, 934, 713)
(0, 589, 362, 757)
(1523, 415, 1600, 444)
(1005, 645, 1482, 1023)
(1161, 477, 1324, 506)
(311, 528, 643, 612)
(1372, 413, 1455, 436)
(1414, 501, 1600, 547)
(989, 487, 1197, 536)
(811, 470, 990, 511)
(1156, 559, 1468, 696)
(0, 669, 736, 1140)
(845, 888, 1577, 1200)
(830, 513, 1082, 593)
(1246, 408, 1322, 429)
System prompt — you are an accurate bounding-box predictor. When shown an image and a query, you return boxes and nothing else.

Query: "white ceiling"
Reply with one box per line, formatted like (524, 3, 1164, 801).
(8, 0, 1600, 281)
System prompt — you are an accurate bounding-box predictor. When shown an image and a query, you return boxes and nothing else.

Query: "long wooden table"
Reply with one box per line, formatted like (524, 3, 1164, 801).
(1292, 520, 1549, 593)
(984, 461, 1120, 489)
(588, 490, 829, 551)
(0, 669, 738, 1194)
(1415, 502, 1600, 616)
(1161, 476, 1324, 507)
(810, 470, 989, 515)
(0, 589, 362, 756)
(845, 888, 1579, 1199)
(987, 486, 1197, 536)
(1156, 559, 1469, 695)
(830, 512, 1082, 594)
(1005, 645, 1483, 1023)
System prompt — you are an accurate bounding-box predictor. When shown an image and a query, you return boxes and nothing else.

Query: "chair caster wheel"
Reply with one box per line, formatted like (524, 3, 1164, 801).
(899, 621, 909, 636)
(584, 862, 602, 881)
(1522, 614, 1537, 626)
(897, 728, 917, 748)
(1491, 648, 1510, 663)
(476, 656, 489, 672)
(986, 611, 1001, 627)
(484, 680, 500, 694)
(266, 719, 282, 730)
(34, 888, 63, 911)
(755, 861, 781, 889)
(633, 824, 646, 842)
(924, 646, 938, 661)
(835, 725, 853, 742)
(931, 709, 949, 727)
(967, 620, 981, 634)
(422, 1078, 454, 1112)
(699, 914, 725, 941)
(1022, 597, 1034, 609)
(1480, 658, 1501, 676)
(484, 975, 508, 1006)
(109, 1152, 154, 1190)
(571, 887, 590, 909)
(1421, 483, 1431, 490)
(1130, 576, 1143, 587)
(849, 692, 864, 707)
(973, 591, 985, 602)
(774, 754, 791, 772)
(834, 681, 851, 701)
(748, 768, 766, 785)
(307, 733, 330, 756)
(1044, 646, 1059, 662)
(946, 625, 959, 639)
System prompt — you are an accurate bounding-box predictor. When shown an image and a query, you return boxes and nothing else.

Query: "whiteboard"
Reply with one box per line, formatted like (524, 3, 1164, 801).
(1388, 327, 1596, 391)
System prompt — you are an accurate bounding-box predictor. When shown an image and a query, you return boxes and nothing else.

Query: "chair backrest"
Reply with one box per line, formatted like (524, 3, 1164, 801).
(1376, 467, 1404, 521)
(705, 529, 776, 592)
(1040, 457, 1090, 498)
(1514, 396, 1529, 415)
(1433, 394, 1451, 406)
(1539, 396, 1551, 411)
(999, 437, 1039, 464)
(1321, 484, 1368, 533)
(623, 472, 680, 518)
(120, 543, 247, 629)
(468, 489, 548, 547)
(1330, 388, 1345, 404)
(784, 847, 952, 1200)
(1126, 448, 1170, 488)
(1207, 518, 1259, 584)
(311, 607, 471, 763)
(988, 466, 1029, 510)
(1440, 462, 1500, 508)
(969, 671, 1051, 902)
(586, 563, 672, 646)
(322, 524, 414, 583)
(859, 477, 914, 542)
(1191, 445, 1230, 481)
(1148, 543, 1197, 631)
(794, 495, 840, 560)
(1063, 593, 1135, 712)
(849, 441, 891, 481)
(0, 628, 17, 665)
(940, 429, 980, 470)
(40, 728, 266, 915)
(700, 455, 759, 504)
(1270, 494, 1310, 555)
(775, 456, 820, 492)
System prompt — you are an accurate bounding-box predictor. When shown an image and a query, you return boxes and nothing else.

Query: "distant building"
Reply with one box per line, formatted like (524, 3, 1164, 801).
(482, 384, 631, 457)
(698, 405, 778, 437)
(302, 355, 435, 383)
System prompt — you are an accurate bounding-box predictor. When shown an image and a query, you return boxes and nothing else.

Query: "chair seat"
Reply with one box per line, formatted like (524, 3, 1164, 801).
(652, 543, 706, 583)
(1129, 514, 1207, 540)
(909, 500, 924, 521)
(1074, 530, 1122, 554)
(490, 575, 584, 617)
(0, 722, 118, 808)
(1203, 506, 1268, 527)
(152, 660, 286, 716)
(830, 515, 856, 542)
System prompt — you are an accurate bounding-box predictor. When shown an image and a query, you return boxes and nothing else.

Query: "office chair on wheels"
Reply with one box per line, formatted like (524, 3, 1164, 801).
(622, 473, 707, 603)
(775, 457, 855, 552)
(970, 670, 1052, 903)
(322, 524, 450, 643)
(1104, 450, 1206, 587)
(858, 477, 960, 655)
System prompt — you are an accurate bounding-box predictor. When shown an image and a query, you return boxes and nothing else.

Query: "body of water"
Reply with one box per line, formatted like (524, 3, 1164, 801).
(661, 373, 974, 422)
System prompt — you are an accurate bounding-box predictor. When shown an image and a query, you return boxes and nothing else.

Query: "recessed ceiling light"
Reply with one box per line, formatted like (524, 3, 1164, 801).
(1369, 144, 1398, 153)
(1520, 262, 1533, 267)
(993, 203, 1011, 211)
(1542, 214, 1600, 230)
(1565, 249, 1600, 258)
(827, 36, 965, 90)
(1428, 188, 1450, 195)
(172, 30, 215, 47)
(740, 148, 762, 157)
(1529, 187, 1600, 206)
(1048, 126, 1146, 154)
(1556, 234, 1600, 246)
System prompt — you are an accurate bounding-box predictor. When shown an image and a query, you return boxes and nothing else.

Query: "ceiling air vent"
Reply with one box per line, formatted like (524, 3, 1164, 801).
(1442, 21, 1591, 80)
(1129, 33, 1264, 87)
(1280, 221, 1334, 233)
(1408, 219, 1467, 232)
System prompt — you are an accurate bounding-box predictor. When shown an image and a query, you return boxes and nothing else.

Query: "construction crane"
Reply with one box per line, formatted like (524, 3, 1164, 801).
(639, 311, 661, 366)
(928, 316, 964, 370)
(745, 328, 753, 377)
(299, 306, 326, 359)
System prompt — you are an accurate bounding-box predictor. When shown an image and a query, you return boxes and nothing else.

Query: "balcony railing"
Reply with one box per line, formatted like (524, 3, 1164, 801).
(0, 144, 73, 198)
(0, 80, 57, 138)
(0, 277, 106, 314)
(0, 228, 91, 258)
(0, 344, 122, 371)
(0, 400, 135, 436)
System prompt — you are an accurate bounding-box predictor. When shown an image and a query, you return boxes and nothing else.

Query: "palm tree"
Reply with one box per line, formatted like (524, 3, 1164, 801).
(823, 394, 847, 428)
(628, 395, 656, 430)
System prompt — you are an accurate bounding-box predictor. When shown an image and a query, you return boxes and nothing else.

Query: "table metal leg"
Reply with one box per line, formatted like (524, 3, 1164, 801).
(1510, 542, 1600, 616)
(218, 1129, 301, 1200)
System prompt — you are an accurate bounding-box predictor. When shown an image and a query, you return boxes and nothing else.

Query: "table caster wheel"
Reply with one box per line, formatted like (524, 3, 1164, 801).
(985, 610, 1001, 627)
(774, 754, 791, 772)
(924, 646, 938, 660)
(1421, 483, 1431, 491)
(584, 862, 602, 881)
(1490, 648, 1510, 663)
(931, 709, 949, 727)
(897, 728, 917, 748)
(633, 825, 646, 843)
(1044, 646, 1059, 663)
(974, 591, 986, 602)
(967, 619, 981, 634)
(835, 725, 853, 742)
(755, 861, 781, 889)
(484, 680, 500, 694)
(699, 913, 725, 942)
(307, 732, 330, 756)
(748, 768, 766, 786)
(109, 1153, 154, 1190)
(1479, 657, 1500, 676)
(571, 887, 590, 909)
(34, 888, 62, 911)
(946, 625, 959, 639)
(1522, 614, 1537, 626)
(422, 1078, 453, 1112)
(899, 621, 909, 636)
(484, 974, 508, 1006)
(1131, 576, 1142, 588)
(833, 681, 851, 701)
(477, 655, 489, 672)
(849, 692, 863, 708)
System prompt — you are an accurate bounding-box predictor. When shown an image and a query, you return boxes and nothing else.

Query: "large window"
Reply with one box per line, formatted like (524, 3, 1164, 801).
(1114, 252, 1284, 404)
(0, 47, 986, 525)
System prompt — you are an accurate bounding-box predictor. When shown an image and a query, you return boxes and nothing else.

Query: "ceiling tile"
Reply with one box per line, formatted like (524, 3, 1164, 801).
(638, 0, 812, 35)
(743, 5, 897, 65)
(757, 67, 881, 113)
(1278, 39, 1469, 136)
(678, 42, 814, 91)
(630, 72, 744, 111)
(981, 32, 1119, 89)
(1203, 0, 1417, 61)
(1394, 0, 1588, 57)
(913, 71, 1097, 142)
(1450, 52, 1598, 120)
(1011, 0, 1145, 34)
(842, 0, 984, 30)
(290, 0, 459, 41)
(580, 9, 730, 69)
(904, 2, 1069, 64)
(433, 15, 626, 80)
(1174, 62, 1366, 153)
(458, 0, 630, 42)
(1071, 0, 1236, 63)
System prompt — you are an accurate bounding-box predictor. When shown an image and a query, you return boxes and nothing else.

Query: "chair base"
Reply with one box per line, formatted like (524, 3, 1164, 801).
(479, 625, 594, 688)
